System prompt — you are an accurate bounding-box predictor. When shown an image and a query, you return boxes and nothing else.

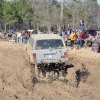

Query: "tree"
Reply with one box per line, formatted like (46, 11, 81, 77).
(28, 0, 61, 32)
(0, 0, 4, 30)
(3, 1, 20, 31)
(1, 0, 100, 31)
(2, 0, 33, 31)
(0, 0, 4, 18)
(15, 0, 34, 29)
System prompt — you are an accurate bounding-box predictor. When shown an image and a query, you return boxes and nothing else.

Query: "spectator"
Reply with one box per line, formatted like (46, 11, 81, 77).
(22, 31, 28, 44)
(79, 30, 88, 48)
(23, 31, 30, 44)
(38, 30, 41, 34)
(79, 19, 84, 30)
(8, 32, 12, 41)
(12, 32, 17, 42)
(67, 24, 72, 36)
(69, 31, 77, 47)
(95, 33, 100, 47)
(79, 30, 84, 48)
(0, 32, 2, 39)
(16, 31, 21, 43)
(61, 24, 65, 39)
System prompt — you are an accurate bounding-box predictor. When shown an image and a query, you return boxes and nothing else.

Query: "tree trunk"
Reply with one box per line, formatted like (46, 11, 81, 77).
(47, 24, 51, 34)
(9, 24, 10, 31)
(5, 24, 7, 32)
(73, 17, 75, 30)
(37, 23, 39, 31)
(60, 0, 64, 24)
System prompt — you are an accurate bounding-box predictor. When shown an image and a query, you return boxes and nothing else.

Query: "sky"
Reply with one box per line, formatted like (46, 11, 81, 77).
(57, 0, 100, 5)
(6, 0, 100, 5)
(97, 0, 100, 5)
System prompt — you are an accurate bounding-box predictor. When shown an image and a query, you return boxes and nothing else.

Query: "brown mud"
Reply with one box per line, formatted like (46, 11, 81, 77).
(0, 41, 100, 100)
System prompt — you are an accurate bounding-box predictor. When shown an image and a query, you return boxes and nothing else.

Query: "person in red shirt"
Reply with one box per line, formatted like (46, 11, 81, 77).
(79, 30, 88, 48)
(79, 30, 84, 47)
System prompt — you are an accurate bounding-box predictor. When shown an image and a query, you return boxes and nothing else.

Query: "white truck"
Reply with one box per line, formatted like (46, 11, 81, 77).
(17, 34, 77, 90)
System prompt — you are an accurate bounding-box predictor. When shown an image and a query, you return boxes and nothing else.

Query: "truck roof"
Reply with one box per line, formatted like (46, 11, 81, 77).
(30, 34, 62, 40)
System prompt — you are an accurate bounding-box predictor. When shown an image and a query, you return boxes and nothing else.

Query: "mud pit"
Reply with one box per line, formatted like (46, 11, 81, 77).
(0, 41, 100, 100)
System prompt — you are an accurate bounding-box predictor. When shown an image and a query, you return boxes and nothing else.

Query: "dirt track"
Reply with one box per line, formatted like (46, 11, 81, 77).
(0, 41, 100, 100)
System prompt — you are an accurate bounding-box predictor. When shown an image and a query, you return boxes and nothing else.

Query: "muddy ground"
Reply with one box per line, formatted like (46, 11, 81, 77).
(0, 41, 100, 100)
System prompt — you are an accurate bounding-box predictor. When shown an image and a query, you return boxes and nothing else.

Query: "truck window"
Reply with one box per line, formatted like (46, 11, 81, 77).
(35, 39, 64, 50)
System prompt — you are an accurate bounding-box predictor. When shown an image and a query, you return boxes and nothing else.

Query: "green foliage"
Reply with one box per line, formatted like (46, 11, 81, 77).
(3, 1, 18, 24)
(17, 0, 33, 21)
(2, 0, 33, 27)
(0, 0, 4, 18)
(1, 0, 100, 30)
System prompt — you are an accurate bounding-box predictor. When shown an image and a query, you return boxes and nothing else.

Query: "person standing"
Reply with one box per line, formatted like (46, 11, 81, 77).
(95, 33, 100, 51)
(16, 31, 21, 43)
(61, 24, 65, 39)
(69, 31, 77, 47)
(67, 24, 72, 37)
(12, 32, 17, 42)
(79, 19, 84, 30)
(8, 32, 12, 41)
(22, 31, 27, 44)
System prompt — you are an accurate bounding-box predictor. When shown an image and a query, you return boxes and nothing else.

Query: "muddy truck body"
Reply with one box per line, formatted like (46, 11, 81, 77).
(26, 34, 69, 80)
(17, 34, 77, 90)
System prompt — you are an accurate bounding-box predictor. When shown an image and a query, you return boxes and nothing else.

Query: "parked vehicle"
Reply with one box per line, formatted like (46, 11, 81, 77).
(92, 41, 100, 53)
(52, 30, 59, 34)
(32, 30, 38, 34)
(86, 30, 97, 46)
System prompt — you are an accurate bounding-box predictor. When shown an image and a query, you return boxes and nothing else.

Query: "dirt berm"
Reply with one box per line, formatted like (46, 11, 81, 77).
(0, 41, 100, 100)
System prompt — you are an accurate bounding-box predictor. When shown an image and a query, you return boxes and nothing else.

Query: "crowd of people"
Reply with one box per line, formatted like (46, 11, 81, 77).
(66, 29, 89, 48)
(0, 18, 100, 52)
(60, 22, 88, 48)
(6, 30, 31, 44)
(60, 21, 100, 52)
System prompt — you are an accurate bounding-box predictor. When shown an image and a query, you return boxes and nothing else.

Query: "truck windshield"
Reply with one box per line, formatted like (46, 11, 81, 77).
(35, 39, 64, 50)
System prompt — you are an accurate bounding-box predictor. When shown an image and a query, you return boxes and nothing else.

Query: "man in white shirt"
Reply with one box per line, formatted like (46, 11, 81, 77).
(16, 31, 22, 42)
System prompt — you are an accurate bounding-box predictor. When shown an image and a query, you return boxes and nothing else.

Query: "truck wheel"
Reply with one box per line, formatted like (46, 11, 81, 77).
(22, 67, 34, 91)
(35, 64, 45, 81)
(66, 68, 77, 87)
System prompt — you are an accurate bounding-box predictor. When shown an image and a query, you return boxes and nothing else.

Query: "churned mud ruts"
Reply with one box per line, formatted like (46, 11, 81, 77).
(0, 41, 100, 100)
